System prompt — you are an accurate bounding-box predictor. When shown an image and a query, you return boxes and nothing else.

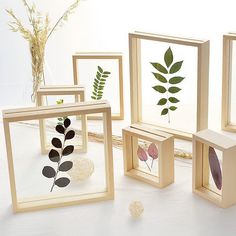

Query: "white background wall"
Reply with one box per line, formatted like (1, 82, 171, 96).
(1, 0, 236, 129)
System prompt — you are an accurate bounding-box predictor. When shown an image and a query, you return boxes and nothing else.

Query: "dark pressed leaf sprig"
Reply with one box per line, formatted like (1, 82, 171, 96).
(151, 47, 184, 123)
(91, 66, 111, 100)
(42, 118, 75, 192)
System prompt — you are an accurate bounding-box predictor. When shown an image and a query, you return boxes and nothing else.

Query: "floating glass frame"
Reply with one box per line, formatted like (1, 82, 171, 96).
(129, 32, 209, 140)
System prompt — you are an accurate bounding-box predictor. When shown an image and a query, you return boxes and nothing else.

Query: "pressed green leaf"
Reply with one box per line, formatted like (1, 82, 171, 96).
(152, 73, 167, 83)
(103, 71, 111, 75)
(169, 106, 177, 111)
(169, 61, 183, 74)
(98, 86, 104, 90)
(150, 62, 168, 74)
(102, 75, 109, 78)
(96, 72, 101, 77)
(97, 96, 102, 100)
(157, 98, 167, 105)
(95, 79, 99, 83)
(100, 82, 105, 85)
(92, 91, 97, 96)
(98, 66, 103, 73)
(91, 96, 96, 100)
(94, 82, 98, 87)
(164, 47, 173, 68)
(100, 79, 106, 82)
(161, 108, 168, 115)
(169, 76, 185, 84)
(168, 86, 181, 93)
(152, 85, 167, 93)
(168, 97, 180, 103)
(97, 91, 103, 94)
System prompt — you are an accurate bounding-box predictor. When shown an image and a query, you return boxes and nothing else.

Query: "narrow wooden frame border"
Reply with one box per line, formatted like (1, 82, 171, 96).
(123, 123, 174, 188)
(221, 33, 236, 132)
(37, 85, 88, 154)
(129, 31, 210, 140)
(2, 100, 114, 213)
(193, 129, 236, 208)
(72, 52, 124, 120)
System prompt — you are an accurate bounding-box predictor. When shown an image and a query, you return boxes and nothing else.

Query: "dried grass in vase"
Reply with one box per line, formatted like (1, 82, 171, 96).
(6, 0, 80, 102)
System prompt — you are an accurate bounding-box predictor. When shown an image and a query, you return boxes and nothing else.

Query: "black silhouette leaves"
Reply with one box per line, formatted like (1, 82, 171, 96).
(91, 66, 111, 100)
(42, 117, 75, 192)
(150, 47, 184, 123)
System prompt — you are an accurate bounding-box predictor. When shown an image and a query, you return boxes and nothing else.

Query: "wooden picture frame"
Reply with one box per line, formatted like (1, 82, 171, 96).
(193, 129, 236, 208)
(129, 31, 209, 140)
(123, 124, 174, 188)
(2, 100, 114, 213)
(72, 52, 124, 120)
(222, 33, 236, 132)
(36, 85, 88, 154)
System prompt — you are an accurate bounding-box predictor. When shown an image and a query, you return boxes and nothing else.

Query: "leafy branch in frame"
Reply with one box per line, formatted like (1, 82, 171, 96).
(42, 118, 75, 192)
(91, 66, 111, 100)
(208, 146, 222, 190)
(150, 47, 184, 123)
(137, 143, 158, 172)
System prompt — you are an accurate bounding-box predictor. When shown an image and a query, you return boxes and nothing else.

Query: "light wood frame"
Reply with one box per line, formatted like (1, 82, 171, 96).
(193, 129, 236, 208)
(129, 31, 210, 140)
(72, 52, 124, 120)
(2, 100, 114, 213)
(222, 33, 236, 132)
(36, 85, 88, 154)
(123, 123, 174, 188)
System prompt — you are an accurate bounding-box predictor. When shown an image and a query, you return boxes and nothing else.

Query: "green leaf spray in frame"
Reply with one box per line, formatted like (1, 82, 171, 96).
(150, 47, 184, 123)
(91, 66, 111, 100)
(42, 118, 75, 192)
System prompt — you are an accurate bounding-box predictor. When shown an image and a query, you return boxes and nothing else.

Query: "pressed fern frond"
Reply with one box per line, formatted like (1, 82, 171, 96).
(91, 66, 111, 100)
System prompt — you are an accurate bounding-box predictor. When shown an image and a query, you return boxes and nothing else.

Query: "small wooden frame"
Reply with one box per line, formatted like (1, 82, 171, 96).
(129, 31, 209, 140)
(123, 124, 174, 188)
(222, 33, 236, 132)
(37, 85, 88, 154)
(193, 129, 236, 208)
(2, 100, 114, 213)
(72, 52, 124, 120)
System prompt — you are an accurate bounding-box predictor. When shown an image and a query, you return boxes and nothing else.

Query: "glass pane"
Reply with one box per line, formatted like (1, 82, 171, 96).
(140, 39, 198, 133)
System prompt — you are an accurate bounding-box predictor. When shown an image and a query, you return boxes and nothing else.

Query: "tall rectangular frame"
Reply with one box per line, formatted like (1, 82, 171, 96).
(2, 100, 114, 213)
(72, 52, 124, 120)
(129, 32, 209, 140)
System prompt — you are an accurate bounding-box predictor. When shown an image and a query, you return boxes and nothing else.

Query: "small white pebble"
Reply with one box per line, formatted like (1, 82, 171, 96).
(129, 201, 144, 218)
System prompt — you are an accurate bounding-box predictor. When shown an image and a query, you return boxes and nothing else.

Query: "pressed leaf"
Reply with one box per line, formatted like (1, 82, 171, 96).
(209, 147, 222, 190)
(59, 161, 73, 171)
(65, 130, 75, 140)
(169, 61, 183, 74)
(102, 75, 109, 78)
(164, 47, 173, 68)
(62, 145, 74, 156)
(168, 86, 181, 93)
(152, 85, 166, 93)
(55, 177, 70, 188)
(42, 166, 56, 178)
(52, 138, 62, 148)
(161, 108, 168, 115)
(168, 97, 180, 103)
(169, 76, 185, 84)
(91, 96, 96, 100)
(150, 62, 168, 74)
(147, 143, 158, 159)
(64, 118, 71, 128)
(157, 98, 167, 105)
(48, 149, 60, 162)
(98, 66, 103, 73)
(103, 71, 111, 75)
(137, 146, 148, 161)
(56, 125, 65, 134)
(169, 106, 177, 111)
(152, 73, 167, 83)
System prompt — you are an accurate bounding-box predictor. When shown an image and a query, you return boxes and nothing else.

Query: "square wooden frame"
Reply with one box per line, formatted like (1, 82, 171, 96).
(129, 31, 210, 140)
(193, 129, 236, 208)
(72, 52, 124, 120)
(36, 85, 88, 154)
(222, 33, 236, 132)
(123, 124, 174, 188)
(2, 100, 114, 213)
